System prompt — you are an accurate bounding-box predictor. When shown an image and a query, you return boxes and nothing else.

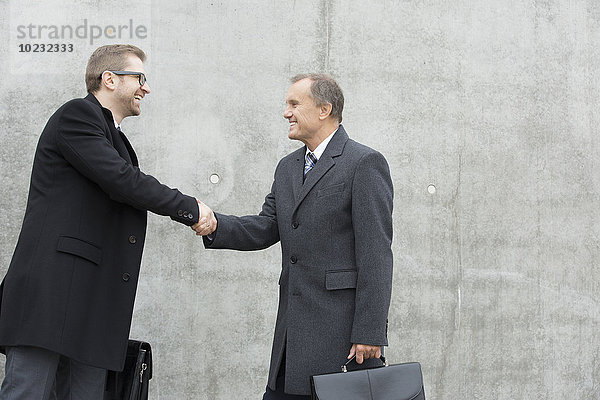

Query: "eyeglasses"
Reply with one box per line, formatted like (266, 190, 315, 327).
(99, 70, 147, 86)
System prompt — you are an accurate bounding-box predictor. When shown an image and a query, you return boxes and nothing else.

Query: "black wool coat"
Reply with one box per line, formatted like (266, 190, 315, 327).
(0, 94, 199, 371)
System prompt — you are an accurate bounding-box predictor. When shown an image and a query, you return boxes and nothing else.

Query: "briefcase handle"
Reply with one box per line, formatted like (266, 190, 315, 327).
(341, 355, 389, 372)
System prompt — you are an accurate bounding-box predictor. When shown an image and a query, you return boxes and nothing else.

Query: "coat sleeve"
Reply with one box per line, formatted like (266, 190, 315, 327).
(350, 150, 394, 346)
(203, 179, 280, 251)
(55, 99, 199, 226)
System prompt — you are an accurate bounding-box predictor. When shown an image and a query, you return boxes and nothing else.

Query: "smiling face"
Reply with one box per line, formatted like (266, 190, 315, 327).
(283, 78, 323, 146)
(113, 55, 150, 121)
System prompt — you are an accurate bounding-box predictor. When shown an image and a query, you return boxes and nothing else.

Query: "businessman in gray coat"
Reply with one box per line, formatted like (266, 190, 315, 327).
(200, 73, 394, 398)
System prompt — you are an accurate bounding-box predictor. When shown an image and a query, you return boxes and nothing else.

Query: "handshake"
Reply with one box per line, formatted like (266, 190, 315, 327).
(191, 200, 218, 236)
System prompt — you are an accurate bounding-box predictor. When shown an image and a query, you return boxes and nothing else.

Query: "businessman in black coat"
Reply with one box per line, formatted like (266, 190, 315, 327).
(0, 44, 215, 400)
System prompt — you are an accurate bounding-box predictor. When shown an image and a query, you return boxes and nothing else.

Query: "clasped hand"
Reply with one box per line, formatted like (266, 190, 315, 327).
(191, 200, 217, 236)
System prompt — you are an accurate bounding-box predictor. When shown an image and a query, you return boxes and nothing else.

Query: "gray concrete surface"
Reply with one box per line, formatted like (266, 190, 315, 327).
(1, 0, 599, 399)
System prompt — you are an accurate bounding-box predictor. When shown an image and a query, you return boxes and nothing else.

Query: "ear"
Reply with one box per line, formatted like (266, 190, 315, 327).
(99, 71, 117, 91)
(319, 103, 333, 120)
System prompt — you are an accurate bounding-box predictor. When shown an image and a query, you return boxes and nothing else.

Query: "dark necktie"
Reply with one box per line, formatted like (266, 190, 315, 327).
(304, 152, 317, 176)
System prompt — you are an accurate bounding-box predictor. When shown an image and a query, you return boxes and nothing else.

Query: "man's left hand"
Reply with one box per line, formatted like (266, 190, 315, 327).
(348, 343, 381, 364)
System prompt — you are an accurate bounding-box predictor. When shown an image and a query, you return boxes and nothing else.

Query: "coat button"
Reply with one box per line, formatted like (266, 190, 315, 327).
(292, 221, 299, 229)
(122, 273, 131, 282)
(128, 235, 137, 244)
(290, 256, 297, 264)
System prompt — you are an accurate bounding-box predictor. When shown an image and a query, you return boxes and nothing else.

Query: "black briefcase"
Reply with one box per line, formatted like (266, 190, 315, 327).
(104, 340, 152, 400)
(310, 356, 425, 400)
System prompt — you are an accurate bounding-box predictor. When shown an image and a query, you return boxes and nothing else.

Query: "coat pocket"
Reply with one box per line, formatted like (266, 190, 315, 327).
(56, 235, 102, 265)
(325, 269, 357, 290)
(317, 183, 345, 198)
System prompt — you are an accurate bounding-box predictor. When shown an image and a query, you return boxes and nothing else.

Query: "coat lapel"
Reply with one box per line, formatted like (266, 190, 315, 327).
(291, 148, 305, 201)
(117, 130, 139, 166)
(84, 94, 139, 166)
(293, 126, 348, 212)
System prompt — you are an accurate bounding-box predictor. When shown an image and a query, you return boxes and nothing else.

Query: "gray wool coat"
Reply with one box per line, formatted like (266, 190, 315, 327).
(204, 125, 394, 395)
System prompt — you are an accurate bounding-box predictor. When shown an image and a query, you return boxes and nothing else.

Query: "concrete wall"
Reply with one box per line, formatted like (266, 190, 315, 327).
(1, 0, 599, 398)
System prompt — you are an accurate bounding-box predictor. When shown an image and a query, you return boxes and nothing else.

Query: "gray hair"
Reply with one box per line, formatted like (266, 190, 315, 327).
(291, 73, 344, 123)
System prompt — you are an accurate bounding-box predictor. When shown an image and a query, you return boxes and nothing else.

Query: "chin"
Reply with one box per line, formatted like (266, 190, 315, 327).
(288, 129, 300, 139)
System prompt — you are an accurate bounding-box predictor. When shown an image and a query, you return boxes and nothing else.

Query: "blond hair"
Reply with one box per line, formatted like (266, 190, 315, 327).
(86, 44, 146, 93)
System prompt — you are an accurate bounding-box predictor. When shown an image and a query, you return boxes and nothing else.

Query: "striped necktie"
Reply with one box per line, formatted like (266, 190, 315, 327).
(304, 152, 318, 176)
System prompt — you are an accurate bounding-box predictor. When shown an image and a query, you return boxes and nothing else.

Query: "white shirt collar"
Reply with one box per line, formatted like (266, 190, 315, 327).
(306, 126, 339, 160)
(113, 118, 121, 131)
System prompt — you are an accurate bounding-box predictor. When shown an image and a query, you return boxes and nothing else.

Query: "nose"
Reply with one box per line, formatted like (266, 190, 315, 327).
(283, 106, 292, 119)
(141, 81, 150, 94)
